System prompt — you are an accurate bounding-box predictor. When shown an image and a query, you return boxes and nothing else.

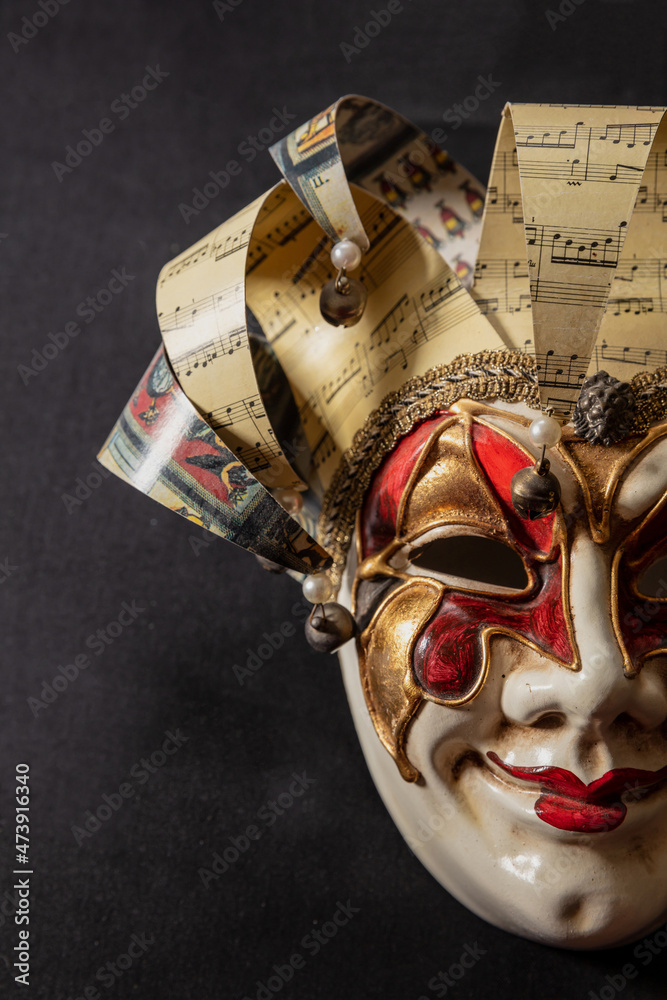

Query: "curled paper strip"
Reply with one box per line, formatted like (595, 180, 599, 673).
(270, 94, 485, 287)
(98, 349, 331, 575)
(101, 95, 667, 572)
(155, 189, 308, 493)
(245, 183, 500, 494)
(473, 102, 667, 414)
(100, 95, 491, 570)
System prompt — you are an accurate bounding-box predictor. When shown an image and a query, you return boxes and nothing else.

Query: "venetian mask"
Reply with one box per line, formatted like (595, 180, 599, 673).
(337, 400, 667, 948)
(100, 96, 667, 949)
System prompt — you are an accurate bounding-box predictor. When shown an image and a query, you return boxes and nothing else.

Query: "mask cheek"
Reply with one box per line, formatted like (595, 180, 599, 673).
(412, 554, 574, 701)
(358, 579, 442, 781)
(413, 594, 488, 703)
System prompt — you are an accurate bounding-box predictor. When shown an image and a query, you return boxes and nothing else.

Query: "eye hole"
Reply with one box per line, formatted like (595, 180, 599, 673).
(411, 535, 529, 591)
(637, 555, 667, 599)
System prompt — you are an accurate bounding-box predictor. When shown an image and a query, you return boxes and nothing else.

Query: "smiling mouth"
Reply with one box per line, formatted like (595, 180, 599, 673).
(486, 752, 667, 833)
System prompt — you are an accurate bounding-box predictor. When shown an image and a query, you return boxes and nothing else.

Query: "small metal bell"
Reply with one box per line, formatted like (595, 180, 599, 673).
(510, 455, 561, 520)
(304, 602, 357, 653)
(319, 268, 367, 328)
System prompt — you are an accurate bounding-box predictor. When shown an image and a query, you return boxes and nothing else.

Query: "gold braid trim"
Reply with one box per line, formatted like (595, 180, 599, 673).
(631, 367, 667, 432)
(317, 351, 667, 590)
(318, 350, 539, 588)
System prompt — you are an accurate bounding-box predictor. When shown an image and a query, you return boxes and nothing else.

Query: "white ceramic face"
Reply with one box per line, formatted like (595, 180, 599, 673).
(337, 403, 667, 948)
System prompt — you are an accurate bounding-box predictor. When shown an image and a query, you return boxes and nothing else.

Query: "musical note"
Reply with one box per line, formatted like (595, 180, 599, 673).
(324, 358, 363, 405)
(267, 212, 313, 247)
(516, 122, 584, 149)
(206, 394, 265, 428)
(469, 102, 667, 399)
(369, 295, 409, 350)
(595, 342, 665, 368)
(525, 223, 628, 268)
(272, 318, 297, 342)
(170, 327, 249, 380)
(598, 122, 657, 148)
(470, 258, 532, 316)
(535, 350, 588, 389)
(311, 430, 337, 469)
(159, 242, 210, 285)
(509, 293, 532, 314)
(246, 246, 269, 274)
(508, 152, 660, 188)
(419, 280, 458, 314)
(609, 296, 655, 315)
(213, 225, 251, 261)
(608, 163, 644, 182)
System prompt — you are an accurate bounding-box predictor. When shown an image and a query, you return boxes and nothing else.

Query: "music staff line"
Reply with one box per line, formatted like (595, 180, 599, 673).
(524, 343, 667, 388)
(159, 219, 255, 287)
(477, 254, 667, 284)
(526, 221, 628, 269)
(473, 255, 667, 313)
(501, 148, 667, 179)
(495, 145, 667, 178)
(303, 333, 667, 459)
(497, 155, 648, 187)
(252, 201, 434, 342)
(513, 120, 660, 151)
(205, 393, 265, 429)
(159, 281, 244, 334)
(249, 201, 405, 300)
(486, 184, 667, 223)
(168, 325, 248, 379)
(294, 280, 487, 450)
(229, 436, 285, 474)
(486, 143, 667, 236)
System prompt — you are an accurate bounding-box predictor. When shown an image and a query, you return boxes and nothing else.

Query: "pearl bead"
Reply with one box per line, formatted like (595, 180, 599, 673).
(273, 488, 303, 515)
(529, 414, 562, 449)
(330, 239, 362, 271)
(302, 573, 333, 604)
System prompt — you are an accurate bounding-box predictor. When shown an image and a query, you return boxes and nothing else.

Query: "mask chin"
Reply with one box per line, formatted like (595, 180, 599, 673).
(336, 533, 667, 950)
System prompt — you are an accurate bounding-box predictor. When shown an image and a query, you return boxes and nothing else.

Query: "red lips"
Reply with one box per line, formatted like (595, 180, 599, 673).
(487, 752, 667, 833)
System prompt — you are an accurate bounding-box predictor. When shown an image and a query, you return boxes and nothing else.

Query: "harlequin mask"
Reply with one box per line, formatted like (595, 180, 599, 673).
(100, 96, 667, 948)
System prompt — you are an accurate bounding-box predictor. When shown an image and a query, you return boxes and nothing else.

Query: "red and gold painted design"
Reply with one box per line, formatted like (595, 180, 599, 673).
(353, 406, 667, 783)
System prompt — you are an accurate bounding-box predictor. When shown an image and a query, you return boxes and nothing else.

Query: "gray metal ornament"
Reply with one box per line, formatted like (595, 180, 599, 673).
(304, 602, 357, 653)
(511, 455, 561, 521)
(319, 268, 367, 328)
(572, 370, 636, 446)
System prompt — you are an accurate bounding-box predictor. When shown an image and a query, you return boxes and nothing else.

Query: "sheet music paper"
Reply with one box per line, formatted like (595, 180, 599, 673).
(101, 95, 667, 572)
(97, 347, 332, 575)
(473, 102, 667, 414)
(595, 113, 667, 378)
(271, 95, 486, 290)
(156, 190, 307, 492)
(100, 96, 495, 566)
(246, 184, 502, 494)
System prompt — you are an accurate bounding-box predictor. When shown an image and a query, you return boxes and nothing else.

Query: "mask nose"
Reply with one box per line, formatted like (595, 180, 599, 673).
(500, 536, 667, 734)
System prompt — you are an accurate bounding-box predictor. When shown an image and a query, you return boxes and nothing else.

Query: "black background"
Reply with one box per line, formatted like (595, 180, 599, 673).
(2, 1, 667, 998)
